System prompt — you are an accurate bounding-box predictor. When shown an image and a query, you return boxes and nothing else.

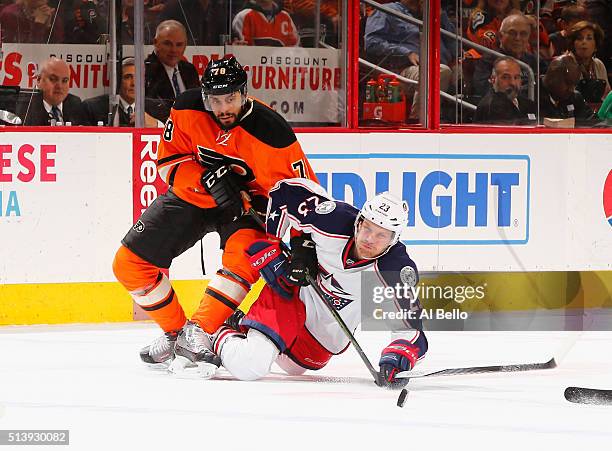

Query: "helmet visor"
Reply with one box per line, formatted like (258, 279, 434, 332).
(202, 89, 247, 112)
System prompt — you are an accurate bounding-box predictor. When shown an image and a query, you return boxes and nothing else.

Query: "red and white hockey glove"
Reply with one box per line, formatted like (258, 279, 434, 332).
(379, 339, 420, 388)
(246, 240, 294, 300)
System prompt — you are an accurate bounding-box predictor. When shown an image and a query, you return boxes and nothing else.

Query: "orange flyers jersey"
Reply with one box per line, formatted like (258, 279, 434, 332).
(233, 8, 299, 47)
(156, 89, 316, 209)
(467, 9, 502, 51)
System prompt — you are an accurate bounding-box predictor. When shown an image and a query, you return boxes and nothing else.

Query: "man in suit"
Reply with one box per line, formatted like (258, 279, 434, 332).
(475, 56, 537, 125)
(145, 20, 200, 122)
(17, 57, 84, 126)
(539, 54, 596, 126)
(472, 14, 544, 98)
(83, 58, 136, 126)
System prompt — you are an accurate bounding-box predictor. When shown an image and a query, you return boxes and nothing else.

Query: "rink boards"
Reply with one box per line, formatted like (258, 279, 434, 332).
(1, 130, 611, 324)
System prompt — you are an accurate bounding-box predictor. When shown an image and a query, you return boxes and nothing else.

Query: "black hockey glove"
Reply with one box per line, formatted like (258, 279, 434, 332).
(225, 309, 245, 330)
(201, 164, 244, 222)
(286, 234, 318, 286)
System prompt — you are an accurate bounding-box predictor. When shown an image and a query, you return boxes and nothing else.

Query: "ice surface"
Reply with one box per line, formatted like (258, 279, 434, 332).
(1, 323, 611, 451)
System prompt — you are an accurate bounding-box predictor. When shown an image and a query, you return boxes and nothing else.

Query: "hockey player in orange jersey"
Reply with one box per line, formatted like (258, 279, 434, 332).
(112, 56, 317, 368)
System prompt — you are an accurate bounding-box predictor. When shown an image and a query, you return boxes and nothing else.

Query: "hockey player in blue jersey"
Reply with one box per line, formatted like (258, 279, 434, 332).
(208, 178, 428, 387)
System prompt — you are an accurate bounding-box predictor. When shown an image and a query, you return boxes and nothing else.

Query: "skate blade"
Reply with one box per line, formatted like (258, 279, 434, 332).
(168, 355, 214, 379)
(144, 360, 173, 371)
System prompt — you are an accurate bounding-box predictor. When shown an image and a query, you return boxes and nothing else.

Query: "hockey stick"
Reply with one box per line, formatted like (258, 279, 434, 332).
(304, 273, 383, 386)
(395, 357, 557, 380)
(564, 387, 612, 405)
(246, 207, 383, 386)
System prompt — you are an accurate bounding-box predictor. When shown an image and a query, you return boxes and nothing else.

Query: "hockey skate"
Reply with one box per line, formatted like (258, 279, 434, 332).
(168, 321, 221, 379)
(140, 329, 179, 369)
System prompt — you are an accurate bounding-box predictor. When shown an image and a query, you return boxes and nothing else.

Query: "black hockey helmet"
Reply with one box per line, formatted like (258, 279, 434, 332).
(201, 56, 248, 96)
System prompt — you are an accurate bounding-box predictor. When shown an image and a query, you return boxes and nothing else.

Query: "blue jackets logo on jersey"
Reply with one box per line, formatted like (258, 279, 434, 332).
(315, 200, 336, 214)
(318, 271, 354, 310)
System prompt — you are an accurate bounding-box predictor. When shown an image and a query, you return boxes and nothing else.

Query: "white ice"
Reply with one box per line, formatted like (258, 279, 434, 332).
(1, 323, 611, 451)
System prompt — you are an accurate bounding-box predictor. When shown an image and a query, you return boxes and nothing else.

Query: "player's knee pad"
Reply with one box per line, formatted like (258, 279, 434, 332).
(113, 245, 185, 331)
(208, 268, 251, 306)
(218, 329, 279, 381)
(191, 268, 251, 333)
(129, 272, 174, 310)
(223, 228, 267, 284)
(112, 245, 159, 291)
(113, 244, 173, 313)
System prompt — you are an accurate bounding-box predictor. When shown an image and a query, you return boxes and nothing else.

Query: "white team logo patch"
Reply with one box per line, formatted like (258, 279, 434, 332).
(133, 220, 145, 233)
(400, 266, 417, 287)
(216, 131, 232, 146)
(315, 201, 336, 214)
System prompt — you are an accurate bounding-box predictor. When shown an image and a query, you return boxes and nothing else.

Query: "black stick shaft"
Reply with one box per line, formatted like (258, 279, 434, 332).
(396, 357, 556, 379)
(305, 273, 382, 386)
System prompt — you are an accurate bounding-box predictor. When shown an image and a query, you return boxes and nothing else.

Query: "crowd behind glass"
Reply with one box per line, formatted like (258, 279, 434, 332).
(0, 0, 610, 127)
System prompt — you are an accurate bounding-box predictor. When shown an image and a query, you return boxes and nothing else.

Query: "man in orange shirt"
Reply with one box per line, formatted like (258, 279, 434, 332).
(112, 56, 316, 369)
(232, 0, 299, 47)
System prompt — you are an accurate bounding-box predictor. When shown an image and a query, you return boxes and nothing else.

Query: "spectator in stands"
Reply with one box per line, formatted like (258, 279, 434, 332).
(232, 0, 299, 47)
(158, 0, 230, 45)
(0, 0, 64, 43)
(145, 20, 200, 122)
(472, 13, 541, 97)
(284, 0, 340, 47)
(528, 14, 554, 61)
(549, 4, 587, 56)
(466, 0, 520, 51)
(474, 56, 537, 124)
(82, 58, 160, 126)
(83, 58, 136, 126)
(581, 0, 612, 72)
(120, 0, 156, 44)
(539, 54, 595, 125)
(364, 0, 456, 120)
(566, 20, 611, 102)
(62, 0, 105, 43)
(17, 57, 84, 126)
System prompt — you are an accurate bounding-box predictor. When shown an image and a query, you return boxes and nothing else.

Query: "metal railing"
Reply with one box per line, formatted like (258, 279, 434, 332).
(361, 0, 535, 102)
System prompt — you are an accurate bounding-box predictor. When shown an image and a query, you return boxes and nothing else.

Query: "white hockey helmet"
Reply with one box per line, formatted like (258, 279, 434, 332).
(355, 192, 409, 256)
